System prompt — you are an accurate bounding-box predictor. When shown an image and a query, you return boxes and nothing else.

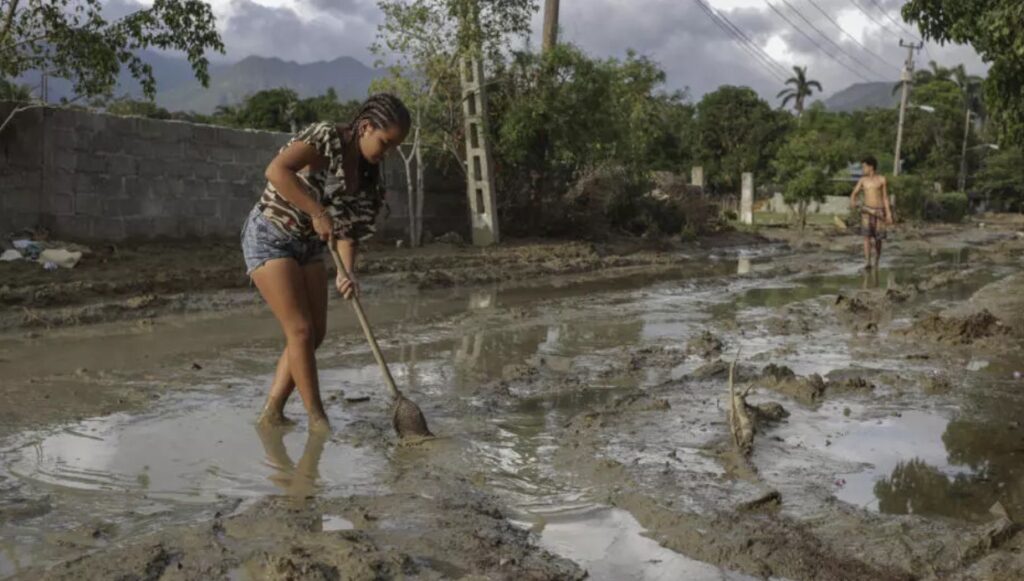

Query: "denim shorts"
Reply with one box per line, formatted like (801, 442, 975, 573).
(240, 206, 326, 275)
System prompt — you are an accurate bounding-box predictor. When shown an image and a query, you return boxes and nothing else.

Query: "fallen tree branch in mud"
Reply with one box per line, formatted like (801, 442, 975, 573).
(727, 350, 755, 456)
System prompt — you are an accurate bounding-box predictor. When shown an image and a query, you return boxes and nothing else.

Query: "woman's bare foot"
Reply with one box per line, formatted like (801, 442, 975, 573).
(308, 413, 332, 434)
(257, 406, 296, 428)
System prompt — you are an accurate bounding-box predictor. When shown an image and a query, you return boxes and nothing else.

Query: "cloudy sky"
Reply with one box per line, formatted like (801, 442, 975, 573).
(111, 0, 988, 100)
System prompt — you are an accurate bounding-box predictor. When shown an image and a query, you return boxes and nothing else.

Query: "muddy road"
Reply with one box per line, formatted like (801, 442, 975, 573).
(2, 217, 1024, 580)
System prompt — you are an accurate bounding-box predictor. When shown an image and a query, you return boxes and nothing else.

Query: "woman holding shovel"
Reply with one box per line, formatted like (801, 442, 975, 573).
(240, 93, 409, 433)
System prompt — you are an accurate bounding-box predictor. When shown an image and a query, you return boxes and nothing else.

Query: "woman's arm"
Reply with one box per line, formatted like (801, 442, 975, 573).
(333, 238, 359, 299)
(264, 142, 328, 218)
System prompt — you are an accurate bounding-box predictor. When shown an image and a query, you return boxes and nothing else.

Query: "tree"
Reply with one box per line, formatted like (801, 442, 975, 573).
(903, 0, 1024, 146)
(777, 65, 822, 119)
(974, 146, 1024, 212)
(101, 95, 171, 119)
(697, 85, 791, 194)
(372, 0, 537, 247)
(0, 0, 223, 133)
(0, 75, 29, 101)
(773, 128, 852, 228)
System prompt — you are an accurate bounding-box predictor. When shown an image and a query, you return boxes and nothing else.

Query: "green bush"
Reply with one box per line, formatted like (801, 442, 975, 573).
(926, 191, 969, 222)
(890, 174, 928, 221)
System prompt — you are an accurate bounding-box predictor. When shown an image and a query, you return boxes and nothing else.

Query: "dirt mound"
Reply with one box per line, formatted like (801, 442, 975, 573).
(685, 331, 724, 359)
(905, 309, 1010, 345)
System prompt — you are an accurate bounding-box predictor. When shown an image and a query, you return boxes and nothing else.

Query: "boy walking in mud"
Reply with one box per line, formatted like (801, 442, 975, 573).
(849, 156, 893, 270)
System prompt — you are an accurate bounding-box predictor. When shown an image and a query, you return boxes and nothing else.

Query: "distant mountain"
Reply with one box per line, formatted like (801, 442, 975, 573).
(823, 82, 900, 112)
(157, 55, 383, 114)
(19, 53, 383, 114)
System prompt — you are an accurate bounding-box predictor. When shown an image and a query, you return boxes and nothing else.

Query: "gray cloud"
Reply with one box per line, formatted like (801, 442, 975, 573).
(219, 0, 378, 63)
(183, 0, 987, 103)
(549, 0, 986, 102)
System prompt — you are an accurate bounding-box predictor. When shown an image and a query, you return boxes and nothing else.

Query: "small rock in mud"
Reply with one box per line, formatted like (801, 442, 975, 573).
(885, 287, 913, 303)
(765, 316, 812, 335)
(923, 374, 954, 394)
(124, 294, 163, 310)
(834, 377, 874, 392)
(685, 330, 724, 359)
(752, 401, 790, 423)
(501, 363, 540, 382)
(904, 309, 1010, 345)
(761, 373, 827, 406)
(761, 364, 796, 382)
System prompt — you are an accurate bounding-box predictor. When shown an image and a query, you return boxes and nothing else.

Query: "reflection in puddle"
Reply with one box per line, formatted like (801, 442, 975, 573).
(523, 506, 754, 581)
(5, 394, 382, 502)
(832, 411, 967, 512)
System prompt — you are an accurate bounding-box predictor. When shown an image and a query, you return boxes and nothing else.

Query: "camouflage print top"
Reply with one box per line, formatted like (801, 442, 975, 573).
(257, 121, 384, 242)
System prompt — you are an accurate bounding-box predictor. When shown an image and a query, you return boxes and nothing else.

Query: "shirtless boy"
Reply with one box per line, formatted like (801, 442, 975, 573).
(849, 156, 894, 269)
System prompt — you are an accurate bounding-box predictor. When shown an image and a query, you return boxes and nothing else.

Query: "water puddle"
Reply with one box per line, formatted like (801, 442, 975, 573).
(3, 390, 384, 503)
(518, 506, 755, 581)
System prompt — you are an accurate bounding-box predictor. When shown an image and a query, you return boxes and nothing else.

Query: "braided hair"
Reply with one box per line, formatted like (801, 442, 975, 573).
(348, 93, 411, 137)
(347, 93, 410, 197)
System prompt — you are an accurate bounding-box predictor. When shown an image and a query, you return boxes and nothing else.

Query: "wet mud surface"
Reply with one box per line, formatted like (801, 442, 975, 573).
(2, 216, 1024, 579)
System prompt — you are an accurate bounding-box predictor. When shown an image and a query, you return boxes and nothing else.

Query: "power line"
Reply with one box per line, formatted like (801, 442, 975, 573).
(866, 0, 920, 41)
(803, 0, 900, 74)
(777, 0, 885, 80)
(764, 0, 875, 83)
(693, 0, 790, 81)
(856, 0, 937, 62)
(692, 0, 789, 84)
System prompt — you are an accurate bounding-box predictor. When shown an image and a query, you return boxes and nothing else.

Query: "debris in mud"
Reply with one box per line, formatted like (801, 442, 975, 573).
(190, 362, 203, 370)
(760, 371, 827, 406)
(691, 358, 756, 381)
(435, 231, 465, 246)
(0, 494, 52, 522)
(727, 355, 755, 456)
(627, 346, 686, 370)
(685, 330, 724, 359)
(835, 293, 872, 314)
(903, 309, 1010, 345)
(737, 490, 783, 513)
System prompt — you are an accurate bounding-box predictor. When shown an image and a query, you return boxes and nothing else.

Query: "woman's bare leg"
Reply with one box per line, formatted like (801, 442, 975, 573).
(252, 258, 329, 432)
(258, 262, 329, 426)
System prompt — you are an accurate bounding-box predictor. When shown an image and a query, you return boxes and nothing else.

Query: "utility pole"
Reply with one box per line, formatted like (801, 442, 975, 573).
(957, 108, 972, 192)
(460, 3, 499, 246)
(542, 0, 559, 52)
(893, 39, 923, 176)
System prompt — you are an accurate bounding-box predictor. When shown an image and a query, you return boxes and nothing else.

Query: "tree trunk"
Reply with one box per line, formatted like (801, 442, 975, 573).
(402, 150, 416, 248)
(414, 131, 425, 246)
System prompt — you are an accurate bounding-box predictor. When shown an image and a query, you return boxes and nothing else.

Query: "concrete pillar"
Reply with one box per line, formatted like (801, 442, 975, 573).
(740, 172, 754, 225)
(691, 166, 704, 189)
(460, 57, 500, 246)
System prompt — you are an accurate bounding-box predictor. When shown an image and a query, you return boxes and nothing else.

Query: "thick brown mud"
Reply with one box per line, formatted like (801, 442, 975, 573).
(2, 217, 1024, 580)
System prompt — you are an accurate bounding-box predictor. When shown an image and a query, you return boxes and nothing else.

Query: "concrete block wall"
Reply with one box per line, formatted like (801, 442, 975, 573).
(32, 105, 287, 239)
(1, 103, 470, 242)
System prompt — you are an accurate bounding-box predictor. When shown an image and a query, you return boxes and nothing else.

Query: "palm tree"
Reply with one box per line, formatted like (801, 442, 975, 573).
(950, 64, 984, 117)
(777, 66, 822, 119)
